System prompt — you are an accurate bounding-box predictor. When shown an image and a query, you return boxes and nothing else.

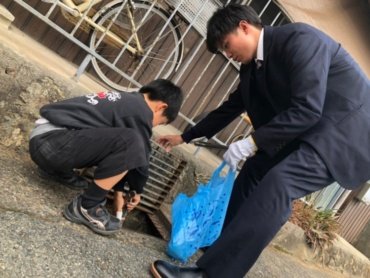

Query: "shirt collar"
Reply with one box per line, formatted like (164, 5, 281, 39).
(255, 28, 264, 63)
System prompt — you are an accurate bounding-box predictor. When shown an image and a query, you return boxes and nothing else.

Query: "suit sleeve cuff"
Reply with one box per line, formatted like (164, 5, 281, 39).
(181, 130, 194, 143)
(248, 135, 258, 152)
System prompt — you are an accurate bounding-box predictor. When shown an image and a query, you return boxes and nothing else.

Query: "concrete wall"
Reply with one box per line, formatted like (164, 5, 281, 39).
(276, 0, 370, 77)
(354, 221, 370, 258)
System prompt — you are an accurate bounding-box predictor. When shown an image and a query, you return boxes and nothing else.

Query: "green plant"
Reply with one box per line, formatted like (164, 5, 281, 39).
(289, 200, 339, 254)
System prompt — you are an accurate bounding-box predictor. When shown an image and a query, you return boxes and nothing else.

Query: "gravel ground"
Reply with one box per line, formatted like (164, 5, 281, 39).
(0, 147, 345, 278)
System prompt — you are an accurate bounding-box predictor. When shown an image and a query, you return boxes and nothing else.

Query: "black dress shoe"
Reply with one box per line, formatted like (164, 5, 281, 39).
(151, 260, 207, 278)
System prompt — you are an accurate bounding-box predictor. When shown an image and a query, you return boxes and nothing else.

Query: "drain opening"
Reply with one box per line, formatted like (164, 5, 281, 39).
(85, 141, 188, 239)
(136, 142, 187, 239)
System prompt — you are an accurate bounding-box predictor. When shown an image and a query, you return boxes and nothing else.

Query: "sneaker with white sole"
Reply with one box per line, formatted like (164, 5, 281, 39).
(63, 195, 122, 236)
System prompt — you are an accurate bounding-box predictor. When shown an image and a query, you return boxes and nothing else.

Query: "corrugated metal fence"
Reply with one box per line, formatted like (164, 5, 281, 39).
(337, 189, 370, 244)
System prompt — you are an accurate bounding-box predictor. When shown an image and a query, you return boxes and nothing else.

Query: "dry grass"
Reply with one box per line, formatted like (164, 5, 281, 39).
(289, 200, 340, 254)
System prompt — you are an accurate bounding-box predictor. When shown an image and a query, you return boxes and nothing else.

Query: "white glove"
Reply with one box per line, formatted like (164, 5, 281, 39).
(223, 136, 258, 171)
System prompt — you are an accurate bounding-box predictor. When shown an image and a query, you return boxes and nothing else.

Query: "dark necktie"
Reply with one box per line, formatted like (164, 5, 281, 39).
(256, 59, 263, 70)
(254, 60, 264, 91)
(254, 60, 279, 113)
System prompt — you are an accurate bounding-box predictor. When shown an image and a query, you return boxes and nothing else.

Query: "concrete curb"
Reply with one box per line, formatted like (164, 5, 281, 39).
(0, 5, 14, 30)
(272, 222, 370, 277)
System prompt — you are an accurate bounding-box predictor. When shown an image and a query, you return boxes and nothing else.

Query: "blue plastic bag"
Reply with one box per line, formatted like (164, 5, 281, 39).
(167, 161, 235, 262)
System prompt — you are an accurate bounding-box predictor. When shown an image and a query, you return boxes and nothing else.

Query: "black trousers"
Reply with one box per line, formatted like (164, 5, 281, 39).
(197, 143, 334, 278)
(29, 128, 147, 179)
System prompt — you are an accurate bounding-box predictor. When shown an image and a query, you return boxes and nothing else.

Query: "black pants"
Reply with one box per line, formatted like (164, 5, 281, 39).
(197, 143, 334, 278)
(29, 128, 147, 179)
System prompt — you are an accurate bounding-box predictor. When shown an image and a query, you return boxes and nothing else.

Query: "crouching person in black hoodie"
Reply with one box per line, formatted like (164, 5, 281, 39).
(29, 79, 183, 235)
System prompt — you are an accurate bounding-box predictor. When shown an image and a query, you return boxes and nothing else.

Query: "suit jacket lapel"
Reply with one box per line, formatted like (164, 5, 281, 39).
(239, 63, 253, 109)
(255, 26, 279, 113)
(263, 26, 273, 61)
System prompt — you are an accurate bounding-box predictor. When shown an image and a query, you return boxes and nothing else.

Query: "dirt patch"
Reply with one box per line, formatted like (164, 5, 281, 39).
(0, 42, 92, 153)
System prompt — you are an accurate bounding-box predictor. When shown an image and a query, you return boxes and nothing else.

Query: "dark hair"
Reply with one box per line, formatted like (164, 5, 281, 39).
(206, 4, 262, 53)
(139, 79, 183, 123)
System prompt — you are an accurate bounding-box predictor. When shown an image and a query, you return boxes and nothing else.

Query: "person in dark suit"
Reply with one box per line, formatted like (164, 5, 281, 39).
(150, 4, 370, 278)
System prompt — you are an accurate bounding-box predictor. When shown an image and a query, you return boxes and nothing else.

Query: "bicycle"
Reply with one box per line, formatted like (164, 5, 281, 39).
(44, 0, 184, 91)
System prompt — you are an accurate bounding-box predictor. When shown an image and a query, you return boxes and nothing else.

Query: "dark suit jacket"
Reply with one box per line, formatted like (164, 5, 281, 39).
(183, 23, 370, 189)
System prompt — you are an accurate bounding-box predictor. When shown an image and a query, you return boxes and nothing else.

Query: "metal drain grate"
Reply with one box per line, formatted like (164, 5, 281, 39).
(137, 141, 187, 214)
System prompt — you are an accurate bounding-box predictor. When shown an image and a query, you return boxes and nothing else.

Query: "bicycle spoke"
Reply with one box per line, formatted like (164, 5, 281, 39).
(140, 25, 181, 47)
(134, 11, 156, 26)
(90, 1, 183, 91)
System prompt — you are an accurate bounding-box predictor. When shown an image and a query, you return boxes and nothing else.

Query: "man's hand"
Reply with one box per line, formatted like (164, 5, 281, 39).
(223, 136, 258, 171)
(156, 135, 184, 152)
(126, 193, 141, 211)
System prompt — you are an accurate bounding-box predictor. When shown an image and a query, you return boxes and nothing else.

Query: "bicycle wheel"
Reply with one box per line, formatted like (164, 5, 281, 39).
(89, 0, 183, 92)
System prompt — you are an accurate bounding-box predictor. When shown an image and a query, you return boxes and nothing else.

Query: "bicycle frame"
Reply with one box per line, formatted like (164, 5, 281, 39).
(61, 0, 100, 14)
(38, 0, 184, 91)
(54, 0, 143, 55)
